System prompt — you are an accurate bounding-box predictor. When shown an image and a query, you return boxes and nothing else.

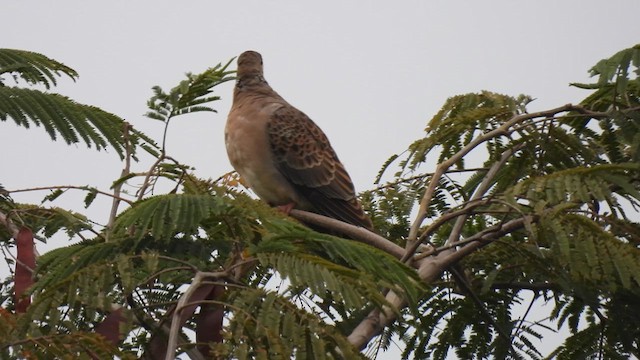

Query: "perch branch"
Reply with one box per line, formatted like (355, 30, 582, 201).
(288, 209, 408, 262)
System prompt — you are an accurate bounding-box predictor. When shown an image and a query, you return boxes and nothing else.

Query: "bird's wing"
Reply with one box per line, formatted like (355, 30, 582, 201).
(267, 105, 373, 230)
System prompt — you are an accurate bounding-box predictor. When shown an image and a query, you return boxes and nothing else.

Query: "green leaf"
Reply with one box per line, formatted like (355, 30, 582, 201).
(83, 188, 98, 208)
(42, 189, 64, 203)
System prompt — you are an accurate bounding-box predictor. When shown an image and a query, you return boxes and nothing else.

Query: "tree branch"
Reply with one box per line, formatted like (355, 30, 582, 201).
(288, 209, 409, 262)
(346, 105, 597, 350)
(491, 282, 560, 292)
(401, 199, 490, 262)
(289, 194, 540, 350)
(292, 103, 619, 351)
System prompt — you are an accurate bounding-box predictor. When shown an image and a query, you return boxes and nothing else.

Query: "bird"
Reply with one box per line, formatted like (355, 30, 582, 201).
(225, 50, 373, 231)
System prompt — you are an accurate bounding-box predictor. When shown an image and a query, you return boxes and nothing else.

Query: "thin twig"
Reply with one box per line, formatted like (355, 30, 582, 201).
(135, 141, 193, 203)
(414, 222, 503, 260)
(448, 265, 517, 355)
(512, 293, 538, 343)
(0, 209, 20, 238)
(136, 154, 165, 201)
(491, 282, 559, 291)
(7, 185, 133, 205)
(444, 144, 524, 248)
(373, 167, 489, 191)
(143, 266, 194, 285)
(0, 245, 17, 275)
(432, 215, 534, 266)
(401, 144, 524, 263)
(426, 142, 522, 357)
(107, 122, 133, 237)
(401, 199, 490, 262)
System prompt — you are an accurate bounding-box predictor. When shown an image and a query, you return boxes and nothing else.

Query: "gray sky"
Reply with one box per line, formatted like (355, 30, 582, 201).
(2, 1, 639, 358)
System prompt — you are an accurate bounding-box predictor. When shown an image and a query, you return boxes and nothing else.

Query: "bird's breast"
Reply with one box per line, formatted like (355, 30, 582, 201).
(225, 103, 309, 208)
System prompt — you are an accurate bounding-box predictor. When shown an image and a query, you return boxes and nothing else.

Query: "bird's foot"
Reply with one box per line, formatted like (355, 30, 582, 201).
(276, 203, 296, 215)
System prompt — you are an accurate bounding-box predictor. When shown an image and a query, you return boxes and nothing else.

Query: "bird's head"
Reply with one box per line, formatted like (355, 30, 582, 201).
(237, 50, 264, 79)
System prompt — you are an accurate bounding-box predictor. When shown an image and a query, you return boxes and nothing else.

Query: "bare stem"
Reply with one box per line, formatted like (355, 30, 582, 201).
(136, 154, 165, 202)
(165, 271, 227, 360)
(401, 199, 490, 262)
(373, 167, 489, 191)
(444, 144, 524, 248)
(8, 185, 133, 205)
(0, 209, 20, 238)
(106, 122, 133, 238)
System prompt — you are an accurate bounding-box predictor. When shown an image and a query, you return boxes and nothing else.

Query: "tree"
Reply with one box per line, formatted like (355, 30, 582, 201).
(0, 44, 639, 359)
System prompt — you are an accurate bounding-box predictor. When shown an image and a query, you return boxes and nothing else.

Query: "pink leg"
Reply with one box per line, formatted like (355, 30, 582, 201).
(276, 202, 296, 214)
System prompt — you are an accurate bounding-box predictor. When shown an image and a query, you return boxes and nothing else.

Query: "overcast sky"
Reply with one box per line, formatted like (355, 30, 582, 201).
(2, 1, 639, 358)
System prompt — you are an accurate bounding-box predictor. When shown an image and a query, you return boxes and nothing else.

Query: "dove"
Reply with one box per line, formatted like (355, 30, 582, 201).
(225, 50, 373, 231)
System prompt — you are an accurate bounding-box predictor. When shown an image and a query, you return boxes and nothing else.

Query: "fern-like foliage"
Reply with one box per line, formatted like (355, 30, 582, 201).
(16, 205, 93, 240)
(220, 288, 367, 359)
(0, 48, 77, 89)
(0, 86, 132, 157)
(360, 182, 420, 241)
(400, 91, 531, 172)
(0, 330, 123, 360)
(112, 193, 234, 242)
(145, 59, 235, 123)
(0, 49, 155, 159)
(255, 218, 422, 309)
(506, 163, 640, 213)
(572, 44, 640, 103)
(539, 212, 640, 292)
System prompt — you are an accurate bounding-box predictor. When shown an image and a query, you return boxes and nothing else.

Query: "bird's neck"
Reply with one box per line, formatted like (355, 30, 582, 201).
(236, 73, 268, 89)
(234, 74, 286, 102)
